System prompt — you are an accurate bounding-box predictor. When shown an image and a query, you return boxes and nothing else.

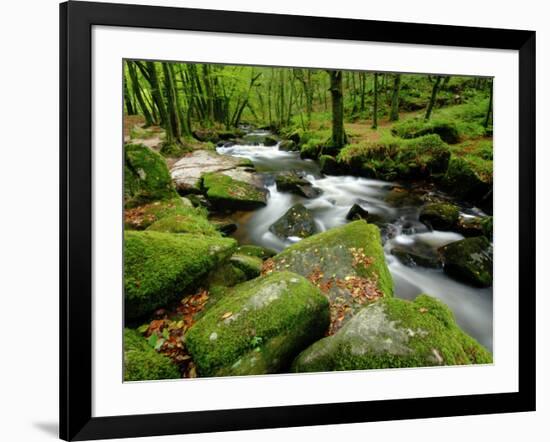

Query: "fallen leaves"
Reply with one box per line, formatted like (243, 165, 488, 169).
(139, 288, 210, 378)
(260, 258, 275, 275)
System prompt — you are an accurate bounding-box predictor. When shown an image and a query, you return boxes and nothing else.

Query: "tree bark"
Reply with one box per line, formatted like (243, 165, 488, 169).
(372, 73, 379, 129)
(425, 75, 443, 120)
(328, 70, 347, 149)
(127, 61, 154, 126)
(389, 74, 401, 122)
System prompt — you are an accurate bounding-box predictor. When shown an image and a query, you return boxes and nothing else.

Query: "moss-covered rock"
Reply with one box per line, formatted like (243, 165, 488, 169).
(392, 118, 460, 144)
(455, 215, 486, 237)
(268, 221, 393, 324)
(419, 203, 460, 231)
(124, 231, 237, 320)
(337, 135, 450, 181)
(229, 254, 264, 279)
(235, 245, 277, 260)
(279, 140, 297, 151)
(124, 143, 178, 208)
(319, 155, 347, 175)
(124, 328, 180, 381)
(480, 216, 493, 240)
(391, 244, 441, 268)
(146, 206, 220, 236)
(439, 236, 493, 287)
(269, 204, 318, 239)
(125, 198, 186, 230)
(201, 172, 267, 211)
(292, 294, 492, 373)
(185, 271, 330, 377)
(275, 172, 321, 199)
(440, 156, 492, 202)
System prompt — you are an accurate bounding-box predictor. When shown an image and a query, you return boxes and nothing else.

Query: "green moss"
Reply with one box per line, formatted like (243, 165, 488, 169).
(146, 206, 220, 236)
(185, 271, 330, 377)
(201, 173, 267, 211)
(440, 236, 493, 287)
(480, 216, 493, 240)
(124, 231, 237, 320)
(392, 118, 460, 144)
(419, 203, 460, 231)
(235, 245, 276, 260)
(159, 142, 191, 158)
(292, 294, 492, 373)
(440, 156, 492, 200)
(125, 198, 186, 230)
(124, 328, 180, 381)
(229, 254, 264, 279)
(124, 143, 178, 208)
(272, 221, 393, 303)
(337, 135, 450, 180)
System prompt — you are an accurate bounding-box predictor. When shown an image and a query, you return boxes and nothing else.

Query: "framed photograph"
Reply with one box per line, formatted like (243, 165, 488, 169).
(60, 1, 536, 440)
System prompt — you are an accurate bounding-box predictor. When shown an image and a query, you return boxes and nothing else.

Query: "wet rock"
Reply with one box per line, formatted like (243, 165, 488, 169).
(292, 295, 492, 373)
(279, 140, 297, 151)
(275, 172, 322, 199)
(385, 188, 423, 208)
(439, 236, 493, 287)
(201, 172, 268, 211)
(419, 202, 460, 231)
(235, 245, 277, 260)
(456, 215, 485, 237)
(185, 271, 330, 377)
(346, 203, 369, 221)
(440, 157, 492, 203)
(319, 155, 346, 175)
(391, 243, 441, 268)
(229, 254, 263, 279)
(269, 204, 317, 239)
(209, 218, 238, 235)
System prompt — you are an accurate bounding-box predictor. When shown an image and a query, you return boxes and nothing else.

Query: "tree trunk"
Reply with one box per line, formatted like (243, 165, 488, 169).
(372, 73, 379, 129)
(328, 70, 347, 149)
(127, 61, 154, 126)
(389, 74, 401, 122)
(145, 62, 169, 131)
(484, 79, 493, 129)
(161, 63, 181, 143)
(123, 79, 136, 115)
(425, 75, 443, 120)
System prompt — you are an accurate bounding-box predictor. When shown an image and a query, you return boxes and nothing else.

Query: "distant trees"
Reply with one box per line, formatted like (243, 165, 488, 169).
(372, 73, 379, 129)
(484, 79, 493, 129)
(389, 74, 401, 122)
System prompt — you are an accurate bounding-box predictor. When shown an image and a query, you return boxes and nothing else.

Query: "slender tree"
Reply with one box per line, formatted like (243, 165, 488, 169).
(127, 61, 154, 126)
(389, 74, 401, 122)
(161, 63, 180, 143)
(425, 75, 443, 120)
(484, 79, 494, 129)
(327, 70, 347, 149)
(372, 73, 379, 129)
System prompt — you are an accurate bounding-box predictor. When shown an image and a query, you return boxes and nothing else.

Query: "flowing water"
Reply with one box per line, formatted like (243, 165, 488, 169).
(216, 135, 493, 351)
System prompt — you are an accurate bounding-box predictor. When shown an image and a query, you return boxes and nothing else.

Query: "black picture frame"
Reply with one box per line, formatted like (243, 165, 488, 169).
(60, 1, 536, 440)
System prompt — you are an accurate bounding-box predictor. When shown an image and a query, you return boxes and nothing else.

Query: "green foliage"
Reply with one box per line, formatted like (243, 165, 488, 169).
(201, 173, 267, 210)
(124, 328, 180, 381)
(146, 205, 220, 236)
(124, 230, 237, 320)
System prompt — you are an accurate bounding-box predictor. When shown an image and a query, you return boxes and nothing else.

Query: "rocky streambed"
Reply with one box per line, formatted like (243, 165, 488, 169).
(122, 131, 493, 381)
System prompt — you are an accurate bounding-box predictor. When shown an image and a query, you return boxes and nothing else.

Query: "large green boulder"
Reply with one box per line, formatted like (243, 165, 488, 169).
(268, 221, 393, 325)
(124, 144, 178, 208)
(439, 236, 493, 287)
(124, 328, 180, 381)
(419, 202, 460, 231)
(185, 271, 330, 377)
(146, 206, 220, 236)
(292, 295, 492, 373)
(392, 118, 460, 144)
(124, 231, 237, 320)
(440, 156, 492, 202)
(201, 172, 267, 211)
(269, 204, 318, 239)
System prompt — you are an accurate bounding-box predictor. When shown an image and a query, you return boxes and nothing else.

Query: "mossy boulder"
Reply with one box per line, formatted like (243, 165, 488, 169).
(268, 221, 393, 324)
(292, 295, 492, 373)
(456, 215, 489, 237)
(269, 204, 318, 239)
(419, 203, 460, 231)
(124, 144, 178, 208)
(391, 243, 441, 268)
(279, 140, 297, 151)
(392, 119, 460, 144)
(275, 172, 321, 199)
(440, 156, 492, 202)
(185, 271, 330, 377)
(124, 328, 180, 381)
(229, 254, 263, 279)
(319, 155, 346, 175)
(201, 172, 267, 211)
(124, 231, 237, 320)
(235, 245, 277, 260)
(124, 197, 186, 230)
(439, 236, 493, 287)
(146, 206, 220, 236)
(346, 203, 369, 221)
(338, 135, 450, 181)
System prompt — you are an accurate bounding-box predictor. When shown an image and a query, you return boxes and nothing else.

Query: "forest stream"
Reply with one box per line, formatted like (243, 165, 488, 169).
(216, 131, 493, 352)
